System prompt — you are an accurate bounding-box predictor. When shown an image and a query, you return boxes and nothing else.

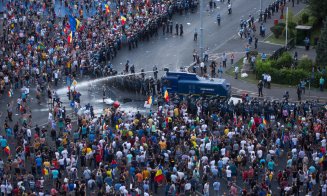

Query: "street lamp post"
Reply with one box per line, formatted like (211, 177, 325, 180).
(260, 0, 262, 21)
(285, 7, 289, 48)
(200, 0, 204, 61)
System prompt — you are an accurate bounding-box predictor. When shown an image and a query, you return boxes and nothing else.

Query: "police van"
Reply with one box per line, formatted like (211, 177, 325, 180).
(161, 72, 231, 97)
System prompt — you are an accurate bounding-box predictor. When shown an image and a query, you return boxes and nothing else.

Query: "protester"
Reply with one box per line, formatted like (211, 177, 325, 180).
(0, 1, 325, 196)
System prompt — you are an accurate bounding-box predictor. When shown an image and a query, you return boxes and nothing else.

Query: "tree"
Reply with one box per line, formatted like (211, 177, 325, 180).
(308, 0, 327, 24)
(316, 17, 327, 66)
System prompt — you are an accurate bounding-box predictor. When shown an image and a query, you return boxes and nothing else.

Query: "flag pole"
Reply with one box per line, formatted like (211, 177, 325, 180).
(285, 7, 289, 48)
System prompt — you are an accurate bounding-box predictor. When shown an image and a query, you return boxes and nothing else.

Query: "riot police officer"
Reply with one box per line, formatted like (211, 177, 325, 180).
(125, 60, 130, 73)
(130, 64, 135, 74)
(153, 65, 158, 79)
(217, 13, 221, 26)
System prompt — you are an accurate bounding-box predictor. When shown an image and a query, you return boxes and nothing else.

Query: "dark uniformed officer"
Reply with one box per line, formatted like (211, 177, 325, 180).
(153, 65, 158, 79)
(130, 64, 135, 74)
(217, 13, 221, 26)
(179, 24, 183, 36)
(169, 20, 173, 34)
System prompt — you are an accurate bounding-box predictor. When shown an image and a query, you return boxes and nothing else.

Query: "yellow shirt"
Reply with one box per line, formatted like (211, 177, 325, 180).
(159, 141, 167, 150)
(174, 108, 179, 117)
(86, 147, 92, 154)
(142, 169, 150, 179)
(106, 169, 112, 177)
(43, 161, 50, 168)
(224, 128, 229, 135)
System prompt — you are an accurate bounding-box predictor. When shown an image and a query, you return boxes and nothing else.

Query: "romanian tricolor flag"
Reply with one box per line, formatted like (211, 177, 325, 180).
(67, 32, 73, 44)
(105, 4, 110, 15)
(121, 16, 127, 25)
(42, 168, 49, 175)
(147, 96, 153, 105)
(69, 15, 80, 32)
(111, 159, 118, 168)
(154, 169, 164, 183)
(8, 89, 13, 97)
(76, 18, 81, 30)
(262, 117, 267, 126)
(64, 27, 68, 34)
(103, 123, 107, 131)
(4, 146, 10, 155)
(164, 90, 169, 102)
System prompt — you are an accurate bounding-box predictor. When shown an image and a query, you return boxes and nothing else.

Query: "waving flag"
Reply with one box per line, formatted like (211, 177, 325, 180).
(76, 18, 81, 30)
(42, 168, 49, 175)
(69, 15, 77, 32)
(4, 146, 10, 155)
(154, 169, 164, 182)
(8, 89, 13, 97)
(67, 32, 73, 44)
(105, 4, 110, 15)
(262, 117, 267, 126)
(164, 90, 169, 102)
(147, 96, 153, 105)
(69, 16, 80, 33)
(121, 16, 127, 25)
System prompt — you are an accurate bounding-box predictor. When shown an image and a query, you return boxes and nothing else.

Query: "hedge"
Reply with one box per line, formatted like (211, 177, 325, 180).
(255, 59, 309, 85)
(274, 52, 293, 69)
(297, 57, 313, 71)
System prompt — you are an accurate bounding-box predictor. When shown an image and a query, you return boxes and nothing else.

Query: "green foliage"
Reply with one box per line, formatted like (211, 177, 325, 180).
(308, 16, 318, 27)
(301, 13, 309, 24)
(277, 23, 286, 28)
(308, 0, 327, 24)
(271, 25, 284, 38)
(274, 52, 293, 69)
(297, 10, 318, 27)
(298, 58, 313, 70)
(255, 55, 309, 85)
(248, 50, 259, 56)
(288, 21, 297, 30)
(316, 17, 327, 66)
(255, 51, 325, 87)
(311, 72, 327, 88)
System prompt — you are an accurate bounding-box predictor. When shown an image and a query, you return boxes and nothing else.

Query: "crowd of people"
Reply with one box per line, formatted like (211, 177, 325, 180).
(0, 0, 327, 196)
(2, 79, 327, 195)
(0, 0, 200, 95)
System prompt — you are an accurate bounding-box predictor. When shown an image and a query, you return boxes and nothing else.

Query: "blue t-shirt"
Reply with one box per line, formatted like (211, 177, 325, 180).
(89, 134, 95, 143)
(268, 161, 275, 170)
(52, 170, 59, 179)
(35, 157, 42, 167)
(114, 183, 122, 191)
(0, 139, 7, 148)
(129, 166, 135, 176)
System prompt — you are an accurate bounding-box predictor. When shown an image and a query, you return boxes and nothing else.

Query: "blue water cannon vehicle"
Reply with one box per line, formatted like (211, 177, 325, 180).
(161, 71, 231, 98)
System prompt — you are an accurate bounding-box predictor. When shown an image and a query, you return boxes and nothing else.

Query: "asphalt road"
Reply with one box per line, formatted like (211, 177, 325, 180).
(108, 0, 274, 72)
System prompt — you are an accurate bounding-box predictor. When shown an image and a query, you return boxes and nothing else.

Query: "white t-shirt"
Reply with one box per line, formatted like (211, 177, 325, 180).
(221, 148, 226, 156)
(226, 169, 232, 177)
(257, 150, 263, 158)
(222, 157, 229, 165)
(322, 184, 327, 193)
(185, 183, 191, 190)
(240, 140, 247, 149)
(205, 143, 211, 151)
(61, 149, 68, 158)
